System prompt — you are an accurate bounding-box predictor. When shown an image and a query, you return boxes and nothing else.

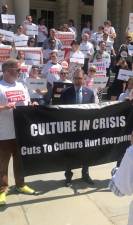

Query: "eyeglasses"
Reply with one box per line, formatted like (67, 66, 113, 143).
(30, 40, 35, 43)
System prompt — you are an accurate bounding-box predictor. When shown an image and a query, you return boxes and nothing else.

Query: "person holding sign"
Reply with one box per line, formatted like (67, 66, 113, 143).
(23, 15, 37, 38)
(0, 4, 11, 31)
(108, 58, 131, 101)
(13, 25, 28, 47)
(69, 40, 85, 80)
(60, 68, 95, 187)
(80, 33, 94, 73)
(26, 65, 47, 105)
(43, 28, 63, 50)
(0, 59, 38, 205)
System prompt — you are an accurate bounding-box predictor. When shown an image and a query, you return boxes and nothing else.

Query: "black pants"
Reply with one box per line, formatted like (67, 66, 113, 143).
(65, 163, 89, 181)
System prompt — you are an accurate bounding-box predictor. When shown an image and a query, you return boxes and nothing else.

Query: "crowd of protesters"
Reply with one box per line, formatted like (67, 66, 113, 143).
(0, 4, 133, 221)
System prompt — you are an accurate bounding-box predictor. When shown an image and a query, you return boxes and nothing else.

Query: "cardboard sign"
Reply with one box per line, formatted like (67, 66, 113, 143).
(26, 78, 47, 91)
(1, 14, 15, 24)
(55, 31, 75, 48)
(118, 69, 133, 81)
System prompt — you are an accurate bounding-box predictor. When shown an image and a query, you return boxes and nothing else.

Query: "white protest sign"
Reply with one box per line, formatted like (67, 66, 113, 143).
(118, 69, 133, 81)
(14, 35, 28, 47)
(16, 47, 43, 65)
(89, 62, 106, 77)
(55, 31, 75, 48)
(1, 14, 15, 24)
(25, 24, 38, 36)
(128, 13, 133, 32)
(0, 29, 14, 42)
(70, 51, 84, 65)
(26, 78, 47, 91)
(128, 44, 133, 56)
(93, 77, 108, 89)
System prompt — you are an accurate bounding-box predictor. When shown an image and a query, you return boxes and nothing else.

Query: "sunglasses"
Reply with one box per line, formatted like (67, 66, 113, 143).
(61, 72, 68, 75)
(89, 69, 96, 72)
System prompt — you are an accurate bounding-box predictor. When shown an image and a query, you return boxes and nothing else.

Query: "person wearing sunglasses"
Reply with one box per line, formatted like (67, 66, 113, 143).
(0, 58, 38, 205)
(58, 69, 72, 83)
(60, 68, 95, 187)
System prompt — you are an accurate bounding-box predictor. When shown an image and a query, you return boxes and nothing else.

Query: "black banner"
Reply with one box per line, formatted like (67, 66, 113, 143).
(13, 101, 133, 176)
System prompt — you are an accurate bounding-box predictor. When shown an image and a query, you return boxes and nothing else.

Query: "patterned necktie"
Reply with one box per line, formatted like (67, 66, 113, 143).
(76, 88, 82, 104)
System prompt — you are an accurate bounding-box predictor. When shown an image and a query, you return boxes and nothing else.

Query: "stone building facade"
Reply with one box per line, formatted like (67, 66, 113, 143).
(1, 0, 133, 44)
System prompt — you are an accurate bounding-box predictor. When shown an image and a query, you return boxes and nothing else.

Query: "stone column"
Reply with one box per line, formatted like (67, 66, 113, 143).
(67, 0, 80, 27)
(56, 0, 68, 27)
(93, 0, 107, 31)
(14, 0, 30, 25)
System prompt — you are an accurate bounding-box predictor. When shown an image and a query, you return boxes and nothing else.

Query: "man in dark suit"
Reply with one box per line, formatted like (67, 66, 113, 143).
(60, 68, 95, 187)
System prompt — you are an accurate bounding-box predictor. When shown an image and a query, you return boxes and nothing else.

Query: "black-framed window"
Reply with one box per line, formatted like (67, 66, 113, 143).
(81, 14, 92, 30)
(82, 0, 94, 5)
(41, 10, 54, 29)
(30, 9, 37, 23)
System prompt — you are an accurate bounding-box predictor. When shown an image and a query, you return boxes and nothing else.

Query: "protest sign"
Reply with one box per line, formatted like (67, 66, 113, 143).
(93, 77, 108, 89)
(25, 24, 38, 36)
(128, 44, 133, 56)
(55, 31, 75, 48)
(0, 46, 12, 75)
(89, 62, 107, 77)
(16, 47, 43, 65)
(0, 29, 14, 42)
(1, 14, 15, 24)
(26, 78, 47, 91)
(118, 69, 133, 81)
(14, 35, 28, 47)
(14, 101, 133, 176)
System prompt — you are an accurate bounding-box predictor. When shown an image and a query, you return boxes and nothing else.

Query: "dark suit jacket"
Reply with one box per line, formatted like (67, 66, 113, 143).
(60, 86, 95, 104)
